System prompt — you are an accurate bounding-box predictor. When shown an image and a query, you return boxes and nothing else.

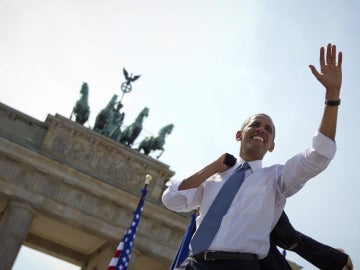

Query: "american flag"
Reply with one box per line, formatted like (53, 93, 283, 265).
(169, 210, 197, 270)
(108, 176, 151, 270)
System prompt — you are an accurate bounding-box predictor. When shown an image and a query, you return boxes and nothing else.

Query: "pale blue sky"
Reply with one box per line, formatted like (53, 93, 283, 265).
(1, 0, 359, 269)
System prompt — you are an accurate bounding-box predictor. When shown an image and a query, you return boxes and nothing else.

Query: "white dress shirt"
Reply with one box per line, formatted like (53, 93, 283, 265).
(162, 131, 336, 259)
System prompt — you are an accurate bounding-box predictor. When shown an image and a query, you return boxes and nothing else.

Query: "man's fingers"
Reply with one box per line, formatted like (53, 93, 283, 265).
(309, 65, 321, 80)
(331, 44, 337, 63)
(319, 46, 325, 67)
(338, 51, 343, 67)
(326, 44, 331, 65)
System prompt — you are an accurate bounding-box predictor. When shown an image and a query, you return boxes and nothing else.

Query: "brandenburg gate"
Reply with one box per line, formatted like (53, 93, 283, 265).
(0, 102, 188, 270)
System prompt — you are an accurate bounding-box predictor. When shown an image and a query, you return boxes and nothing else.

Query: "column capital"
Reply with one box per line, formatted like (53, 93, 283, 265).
(9, 200, 38, 216)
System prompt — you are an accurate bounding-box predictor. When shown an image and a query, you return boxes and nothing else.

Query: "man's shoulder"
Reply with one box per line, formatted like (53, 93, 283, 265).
(258, 163, 284, 172)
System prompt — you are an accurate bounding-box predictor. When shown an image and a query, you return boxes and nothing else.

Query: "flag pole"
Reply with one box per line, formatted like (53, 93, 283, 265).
(108, 175, 152, 270)
(144, 174, 152, 189)
(133, 174, 151, 216)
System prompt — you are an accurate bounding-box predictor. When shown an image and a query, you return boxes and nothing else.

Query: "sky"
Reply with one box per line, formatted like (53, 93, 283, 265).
(1, 0, 359, 269)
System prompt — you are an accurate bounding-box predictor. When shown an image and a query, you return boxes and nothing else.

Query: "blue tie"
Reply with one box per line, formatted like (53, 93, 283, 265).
(190, 162, 250, 255)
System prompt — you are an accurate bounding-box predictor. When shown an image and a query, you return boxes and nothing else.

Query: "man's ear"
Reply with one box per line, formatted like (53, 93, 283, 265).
(268, 142, 275, 152)
(235, 130, 242, 141)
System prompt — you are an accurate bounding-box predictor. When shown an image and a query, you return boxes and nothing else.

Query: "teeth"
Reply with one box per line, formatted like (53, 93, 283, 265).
(253, 136, 264, 142)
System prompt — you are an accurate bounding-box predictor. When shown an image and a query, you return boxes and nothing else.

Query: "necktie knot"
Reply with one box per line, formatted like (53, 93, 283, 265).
(239, 162, 250, 171)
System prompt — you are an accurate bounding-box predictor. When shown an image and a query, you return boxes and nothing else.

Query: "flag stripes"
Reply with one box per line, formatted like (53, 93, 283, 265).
(108, 183, 148, 270)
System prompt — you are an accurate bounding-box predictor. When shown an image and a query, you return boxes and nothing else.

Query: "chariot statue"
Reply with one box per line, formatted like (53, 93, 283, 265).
(70, 69, 173, 158)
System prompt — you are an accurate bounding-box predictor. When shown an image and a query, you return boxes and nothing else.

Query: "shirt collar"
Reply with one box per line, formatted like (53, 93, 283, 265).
(237, 158, 263, 172)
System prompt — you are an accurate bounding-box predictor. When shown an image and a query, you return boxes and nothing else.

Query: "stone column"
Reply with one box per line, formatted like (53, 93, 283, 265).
(0, 201, 37, 270)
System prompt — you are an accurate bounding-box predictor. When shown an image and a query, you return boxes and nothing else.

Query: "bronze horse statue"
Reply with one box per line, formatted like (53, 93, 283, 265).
(93, 94, 118, 135)
(138, 123, 174, 158)
(70, 82, 90, 125)
(119, 107, 149, 147)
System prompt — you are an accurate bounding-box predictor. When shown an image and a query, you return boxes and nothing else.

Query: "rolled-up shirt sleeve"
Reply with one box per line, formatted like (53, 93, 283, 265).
(312, 130, 336, 159)
(162, 179, 200, 212)
(278, 131, 336, 199)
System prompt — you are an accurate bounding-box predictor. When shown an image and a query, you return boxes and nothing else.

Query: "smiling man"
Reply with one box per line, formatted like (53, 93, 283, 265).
(162, 43, 343, 270)
(237, 113, 275, 161)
